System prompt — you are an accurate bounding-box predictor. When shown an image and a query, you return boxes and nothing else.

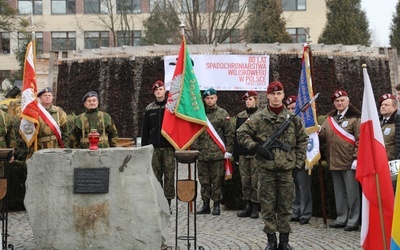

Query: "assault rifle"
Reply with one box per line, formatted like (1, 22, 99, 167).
(257, 93, 319, 160)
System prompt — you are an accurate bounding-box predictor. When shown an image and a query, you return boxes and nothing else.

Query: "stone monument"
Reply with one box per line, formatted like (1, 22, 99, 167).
(24, 145, 170, 249)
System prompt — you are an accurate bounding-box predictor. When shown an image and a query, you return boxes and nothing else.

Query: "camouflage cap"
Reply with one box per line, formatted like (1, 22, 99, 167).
(37, 87, 52, 97)
(82, 91, 98, 102)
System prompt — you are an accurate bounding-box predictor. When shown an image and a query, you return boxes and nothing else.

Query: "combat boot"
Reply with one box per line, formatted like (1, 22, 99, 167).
(197, 200, 210, 214)
(212, 201, 220, 215)
(264, 233, 277, 250)
(237, 201, 252, 217)
(278, 233, 293, 250)
(250, 202, 260, 219)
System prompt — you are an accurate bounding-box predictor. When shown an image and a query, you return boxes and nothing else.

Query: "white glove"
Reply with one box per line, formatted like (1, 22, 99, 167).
(224, 152, 232, 159)
(351, 160, 357, 170)
(317, 125, 322, 133)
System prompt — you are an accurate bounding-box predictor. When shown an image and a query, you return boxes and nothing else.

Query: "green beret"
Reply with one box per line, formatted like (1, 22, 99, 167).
(37, 87, 52, 97)
(203, 88, 217, 98)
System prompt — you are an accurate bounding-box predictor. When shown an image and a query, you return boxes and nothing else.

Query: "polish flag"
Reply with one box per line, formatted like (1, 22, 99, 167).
(356, 65, 394, 250)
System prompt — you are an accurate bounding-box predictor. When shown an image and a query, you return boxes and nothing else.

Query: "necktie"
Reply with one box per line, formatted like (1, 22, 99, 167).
(382, 119, 387, 125)
(337, 114, 342, 120)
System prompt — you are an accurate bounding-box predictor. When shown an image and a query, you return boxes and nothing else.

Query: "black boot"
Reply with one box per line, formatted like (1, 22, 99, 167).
(167, 199, 172, 214)
(212, 201, 220, 215)
(237, 201, 252, 217)
(197, 200, 210, 214)
(250, 202, 260, 219)
(265, 233, 277, 250)
(278, 233, 293, 250)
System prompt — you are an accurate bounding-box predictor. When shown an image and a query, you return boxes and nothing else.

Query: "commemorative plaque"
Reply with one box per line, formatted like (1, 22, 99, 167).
(74, 168, 110, 193)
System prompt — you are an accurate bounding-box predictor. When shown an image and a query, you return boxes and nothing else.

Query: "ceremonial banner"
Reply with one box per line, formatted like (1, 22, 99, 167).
(161, 36, 207, 150)
(356, 66, 394, 250)
(295, 45, 320, 168)
(19, 41, 40, 148)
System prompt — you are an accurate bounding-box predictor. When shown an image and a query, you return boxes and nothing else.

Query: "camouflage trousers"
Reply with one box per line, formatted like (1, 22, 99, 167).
(259, 168, 294, 234)
(197, 160, 224, 202)
(152, 147, 175, 199)
(238, 155, 258, 202)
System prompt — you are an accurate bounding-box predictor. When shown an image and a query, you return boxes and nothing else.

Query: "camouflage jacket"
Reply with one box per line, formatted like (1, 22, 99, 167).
(196, 105, 234, 161)
(237, 105, 308, 170)
(233, 107, 260, 160)
(70, 108, 118, 149)
(381, 111, 396, 161)
(37, 104, 69, 149)
(0, 110, 16, 149)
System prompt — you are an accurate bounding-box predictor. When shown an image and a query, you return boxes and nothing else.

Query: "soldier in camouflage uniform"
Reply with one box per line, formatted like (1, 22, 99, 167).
(237, 81, 308, 250)
(234, 90, 261, 219)
(0, 109, 17, 219)
(37, 87, 69, 149)
(141, 80, 175, 212)
(196, 88, 234, 216)
(70, 91, 118, 148)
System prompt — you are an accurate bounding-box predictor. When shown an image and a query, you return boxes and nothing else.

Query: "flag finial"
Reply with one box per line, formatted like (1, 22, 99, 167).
(362, 64, 367, 68)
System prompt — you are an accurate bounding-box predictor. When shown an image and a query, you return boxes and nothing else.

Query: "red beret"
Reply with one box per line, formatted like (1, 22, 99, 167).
(331, 90, 348, 102)
(284, 95, 297, 106)
(379, 93, 396, 105)
(152, 80, 165, 92)
(267, 81, 284, 94)
(242, 90, 258, 101)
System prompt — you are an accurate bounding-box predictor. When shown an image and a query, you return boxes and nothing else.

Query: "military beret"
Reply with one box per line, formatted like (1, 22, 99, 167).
(242, 90, 258, 101)
(82, 91, 98, 102)
(37, 87, 52, 97)
(203, 88, 217, 98)
(284, 95, 297, 106)
(267, 81, 284, 94)
(152, 80, 165, 92)
(331, 90, 348, 102)
(379, 93, 396, 105)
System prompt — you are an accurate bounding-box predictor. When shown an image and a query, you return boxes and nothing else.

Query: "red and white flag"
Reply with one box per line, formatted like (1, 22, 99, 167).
(356, 66, 394, 250)
(19, 41, 40, 148)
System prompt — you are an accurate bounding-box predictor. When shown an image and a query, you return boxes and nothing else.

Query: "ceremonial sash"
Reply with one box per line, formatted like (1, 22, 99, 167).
(38, 103, 64, 148)
(327, 116, 355, 145)
(206, 118, 232, 180)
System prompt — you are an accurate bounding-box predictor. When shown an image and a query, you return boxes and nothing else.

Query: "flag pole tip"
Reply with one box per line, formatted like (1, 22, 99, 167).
(362, 64, 367, 68)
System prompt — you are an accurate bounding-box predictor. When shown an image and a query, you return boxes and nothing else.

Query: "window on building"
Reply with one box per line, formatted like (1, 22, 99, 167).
(84, 0, 108, 13)
(287, 28, 306, 43)
(150, 0, 174, 11)
(0, 71, 11, 89)
(282, 0, 306, 11)
(0, 33, 10, 54)
(216, 0, 239, 12)
(117, 31, 142, 46)
(117, 0, 141, 13)
(182, 0, 206, 13)
(247, 0, 256, 13)
(18, 32, 44, 54)
(215, 29, 240, 44)
(52, 32, 76, 51)
(84, 31, 109, 49)
(18, 0, 43, 14)
(52, 0, 76, 14)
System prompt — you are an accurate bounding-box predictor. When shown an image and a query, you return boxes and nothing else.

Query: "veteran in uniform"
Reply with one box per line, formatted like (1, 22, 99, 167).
(378, 93, 398, 192)
(196, 88, 234, 216)
(237, 81, 308, 250)
(319, 90, 361, 232)
(70, 91, 118, 148)
(37, 87, 69, 149)
(141, 80, 175, 211)
(234, 90, 261, 219)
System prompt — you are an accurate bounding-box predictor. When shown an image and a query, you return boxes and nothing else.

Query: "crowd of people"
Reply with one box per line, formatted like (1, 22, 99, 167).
(2, 80, 398, 249)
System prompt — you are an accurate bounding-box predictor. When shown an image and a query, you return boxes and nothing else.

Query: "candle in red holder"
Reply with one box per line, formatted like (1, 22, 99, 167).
(88, 129, 100, 150)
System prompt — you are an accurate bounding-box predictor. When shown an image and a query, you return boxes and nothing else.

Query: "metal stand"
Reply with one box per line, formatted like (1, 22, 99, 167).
(0, 149, 14, 250)
(174, 150, 200, 250)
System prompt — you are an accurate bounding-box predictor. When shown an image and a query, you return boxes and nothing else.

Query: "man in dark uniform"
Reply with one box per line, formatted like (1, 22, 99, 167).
(237, 81, 308, 250)
(141, 80, 175, 211)
(70, 91, 118, 148)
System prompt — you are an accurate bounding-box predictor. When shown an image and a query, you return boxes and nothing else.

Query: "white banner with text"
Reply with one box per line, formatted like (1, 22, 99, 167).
(164, 54, 270, 91)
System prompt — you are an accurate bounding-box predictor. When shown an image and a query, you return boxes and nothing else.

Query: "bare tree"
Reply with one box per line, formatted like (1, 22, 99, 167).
(143, 0, 249, 45)
(0, 1, 29, 31)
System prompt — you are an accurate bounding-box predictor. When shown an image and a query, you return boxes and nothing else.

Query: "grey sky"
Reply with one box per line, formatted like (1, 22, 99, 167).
(361, 0, 397, 46)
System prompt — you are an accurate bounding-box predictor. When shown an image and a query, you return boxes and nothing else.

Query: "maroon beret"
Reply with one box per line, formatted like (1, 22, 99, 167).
(331, 90, 348, 102)
(267, 81, 284, 94)
(152, 80, 165, 92)
(284, 95, 297, 106)
(379, 93, 396, 105)
(242, 90, 258, 101)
